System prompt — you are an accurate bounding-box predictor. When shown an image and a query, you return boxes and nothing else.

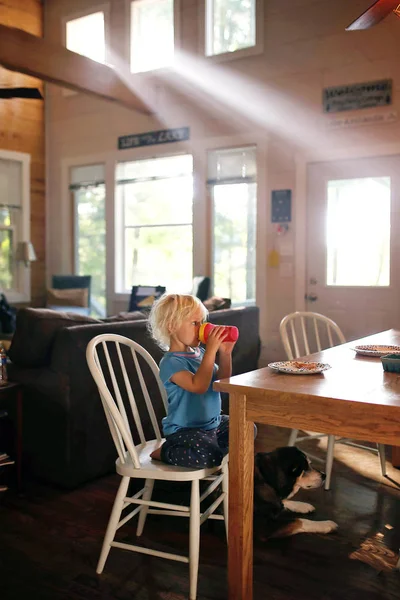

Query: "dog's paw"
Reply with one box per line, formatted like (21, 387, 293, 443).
(318, 520, 338, 534)
(282, 500, 315, 514)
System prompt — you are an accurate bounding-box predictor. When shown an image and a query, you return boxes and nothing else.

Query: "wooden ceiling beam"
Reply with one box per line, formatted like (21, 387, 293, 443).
(0, 24, 151, 114)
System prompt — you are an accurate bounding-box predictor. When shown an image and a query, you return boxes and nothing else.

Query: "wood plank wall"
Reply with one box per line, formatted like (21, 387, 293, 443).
(0, 0, 45, 306)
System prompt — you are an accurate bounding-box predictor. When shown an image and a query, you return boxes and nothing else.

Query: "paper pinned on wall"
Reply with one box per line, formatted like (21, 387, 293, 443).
(279, 262, 293, 278)
(279, 239, 294, 257)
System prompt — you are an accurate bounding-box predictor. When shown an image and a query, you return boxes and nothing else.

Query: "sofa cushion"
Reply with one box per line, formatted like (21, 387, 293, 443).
(8, 308, 99, 368)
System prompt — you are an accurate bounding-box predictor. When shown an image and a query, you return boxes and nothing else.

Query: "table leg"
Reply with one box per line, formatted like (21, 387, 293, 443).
(15, 387, 23, 491)
(228, 393, 254, 600)
(392, 445, 400, 468)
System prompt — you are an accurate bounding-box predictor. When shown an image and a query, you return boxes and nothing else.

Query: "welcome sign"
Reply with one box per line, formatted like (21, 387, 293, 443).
(323, 79, 392, 113)
(118, 126, 190, 150)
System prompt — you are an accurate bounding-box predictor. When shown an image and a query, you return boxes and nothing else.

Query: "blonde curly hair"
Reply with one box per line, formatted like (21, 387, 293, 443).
(148, 293, 208, 350)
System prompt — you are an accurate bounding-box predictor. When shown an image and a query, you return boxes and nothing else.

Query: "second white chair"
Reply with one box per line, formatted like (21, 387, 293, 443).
(86, 333, 228, 600)
(279, 311, 386, 490)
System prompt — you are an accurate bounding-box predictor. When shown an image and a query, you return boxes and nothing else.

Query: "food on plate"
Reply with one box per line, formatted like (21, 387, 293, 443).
(291, 361, 318, 370)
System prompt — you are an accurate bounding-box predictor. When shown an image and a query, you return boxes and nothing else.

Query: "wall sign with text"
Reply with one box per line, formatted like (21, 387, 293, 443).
(118, 127, 190, 150)
(323, 79, 392, 113)
(271, 190, 292, 223)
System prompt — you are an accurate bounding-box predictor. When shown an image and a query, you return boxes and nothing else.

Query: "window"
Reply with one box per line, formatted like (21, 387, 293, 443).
(70, 165, 106, 317)
(208, 146, 257, 304)
(0, 151, 31, 303)
(66, 11, 106, 63)
(115, 155, 193, 293)
(130, 0, 175, 73)
(327, 177, 390, 286)
(205, 0, 257, 57)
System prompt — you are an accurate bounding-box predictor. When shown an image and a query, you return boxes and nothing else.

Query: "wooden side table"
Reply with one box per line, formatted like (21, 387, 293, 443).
(0, 381, 23, 491)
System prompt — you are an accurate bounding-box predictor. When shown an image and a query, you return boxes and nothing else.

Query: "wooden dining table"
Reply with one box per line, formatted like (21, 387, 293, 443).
(214, 329, 400, 600)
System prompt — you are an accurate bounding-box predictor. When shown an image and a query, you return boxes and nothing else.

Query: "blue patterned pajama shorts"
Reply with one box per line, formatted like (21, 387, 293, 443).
(160, 414, 230, 469)
(160, 416, 257, 469)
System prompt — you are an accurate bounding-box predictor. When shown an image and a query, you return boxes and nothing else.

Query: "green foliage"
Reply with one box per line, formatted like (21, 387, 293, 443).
(212, 0, 255, 55)
(75, 187, 106, 314)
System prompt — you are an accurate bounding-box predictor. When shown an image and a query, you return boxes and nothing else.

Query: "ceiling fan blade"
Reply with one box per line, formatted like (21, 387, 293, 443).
(0, 87, 43, 99)
(346, 0, 399, 30)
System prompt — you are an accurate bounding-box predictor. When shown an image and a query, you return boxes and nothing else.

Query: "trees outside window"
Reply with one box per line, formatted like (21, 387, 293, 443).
(71, 165, 106, 317)
(206, 0, 256, 56)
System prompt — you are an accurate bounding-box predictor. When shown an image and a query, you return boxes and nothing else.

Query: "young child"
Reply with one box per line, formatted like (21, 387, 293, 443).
(148, 293, 235, 469)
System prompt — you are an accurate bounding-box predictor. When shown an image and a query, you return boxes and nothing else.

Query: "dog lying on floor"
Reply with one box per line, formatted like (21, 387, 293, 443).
(254, 446, 338, 539)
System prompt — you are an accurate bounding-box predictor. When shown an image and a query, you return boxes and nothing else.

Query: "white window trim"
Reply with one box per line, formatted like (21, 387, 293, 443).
(0, 149, 31, 304)
(198, 0, 264, 62)
(128, 0, 181, 76)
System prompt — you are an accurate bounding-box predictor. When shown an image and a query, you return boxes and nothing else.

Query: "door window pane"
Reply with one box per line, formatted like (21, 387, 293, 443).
(326, 177, 390, 286)
(206, 0, 256, 56)
(131, 0, 174, 73)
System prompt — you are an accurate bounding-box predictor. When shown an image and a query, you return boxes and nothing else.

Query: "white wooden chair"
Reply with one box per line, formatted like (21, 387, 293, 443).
(279, 311, 386, 490)
(86, 333, 228, 600)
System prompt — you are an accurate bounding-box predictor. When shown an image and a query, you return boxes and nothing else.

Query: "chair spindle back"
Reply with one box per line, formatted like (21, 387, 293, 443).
(87, 334, 168, 469)
(280, 311, 346, 360)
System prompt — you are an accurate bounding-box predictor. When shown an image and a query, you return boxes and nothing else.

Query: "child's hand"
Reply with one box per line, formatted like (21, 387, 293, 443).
(204, 325, 227, 355)
(219, 340, 236, 355)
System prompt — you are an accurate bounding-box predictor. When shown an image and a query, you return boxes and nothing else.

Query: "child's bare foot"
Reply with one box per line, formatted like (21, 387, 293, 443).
(150, 446, 162, 461)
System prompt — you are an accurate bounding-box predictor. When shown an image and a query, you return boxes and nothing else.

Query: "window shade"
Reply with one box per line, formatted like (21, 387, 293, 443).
(0, 158, 22, 207)
(207, 146, 257, 184)
(70, 165, 105, 190)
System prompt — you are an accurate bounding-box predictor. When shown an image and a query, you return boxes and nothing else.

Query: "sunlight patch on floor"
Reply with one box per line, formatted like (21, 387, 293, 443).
(349, 533, 400, 572)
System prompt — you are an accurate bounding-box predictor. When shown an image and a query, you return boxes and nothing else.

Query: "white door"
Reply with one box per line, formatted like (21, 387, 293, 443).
(306, 156, 400, 342)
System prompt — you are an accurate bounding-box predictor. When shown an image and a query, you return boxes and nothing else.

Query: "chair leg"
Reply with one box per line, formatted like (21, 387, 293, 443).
(378, 444, 387, 477)
(189, 480, 200, 600)
(221, 463, 229, 544)
(325, 435, 335, 491)
(288, 429, 298, 446)
(97, 476, 130, 574)
(136, 479, 154, 537)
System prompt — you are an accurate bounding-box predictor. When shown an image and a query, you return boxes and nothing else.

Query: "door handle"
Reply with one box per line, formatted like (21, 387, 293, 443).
(305, 293, 318, 302)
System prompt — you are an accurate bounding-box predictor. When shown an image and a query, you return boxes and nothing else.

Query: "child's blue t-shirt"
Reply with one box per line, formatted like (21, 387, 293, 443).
(159, 346, 221, 436)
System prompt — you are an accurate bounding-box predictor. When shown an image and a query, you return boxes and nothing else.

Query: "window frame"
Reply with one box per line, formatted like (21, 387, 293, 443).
(0, 149, 32, 303)
(199, 0, 264, 62)
(115, 151, 194, 294)
(128, 0, 181, 75)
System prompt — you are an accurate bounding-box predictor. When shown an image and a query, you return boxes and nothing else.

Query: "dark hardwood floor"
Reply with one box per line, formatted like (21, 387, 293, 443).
(1, 424, 400, 600)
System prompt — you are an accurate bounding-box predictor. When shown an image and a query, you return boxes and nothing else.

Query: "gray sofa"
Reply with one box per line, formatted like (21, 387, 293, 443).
(8, 306, 260, 489)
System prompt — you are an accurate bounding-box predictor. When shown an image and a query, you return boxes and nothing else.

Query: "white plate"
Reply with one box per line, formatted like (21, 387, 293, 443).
(268, 361, 331, 375)
(353, 344, 400, 357)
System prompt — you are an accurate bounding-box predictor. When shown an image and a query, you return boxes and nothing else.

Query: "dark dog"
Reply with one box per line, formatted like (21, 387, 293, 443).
(254, 446, 338, 538)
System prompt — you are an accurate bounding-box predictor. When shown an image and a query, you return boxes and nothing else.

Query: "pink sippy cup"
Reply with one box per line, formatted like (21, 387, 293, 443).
(198, 323, 239, 343)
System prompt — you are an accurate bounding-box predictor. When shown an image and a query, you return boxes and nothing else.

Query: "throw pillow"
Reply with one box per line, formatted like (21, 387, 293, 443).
(8, 307, 99, 368)
(203, 297, 232, 311)
(102, 311, 147, 322)
(46, 287, 89, 308)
